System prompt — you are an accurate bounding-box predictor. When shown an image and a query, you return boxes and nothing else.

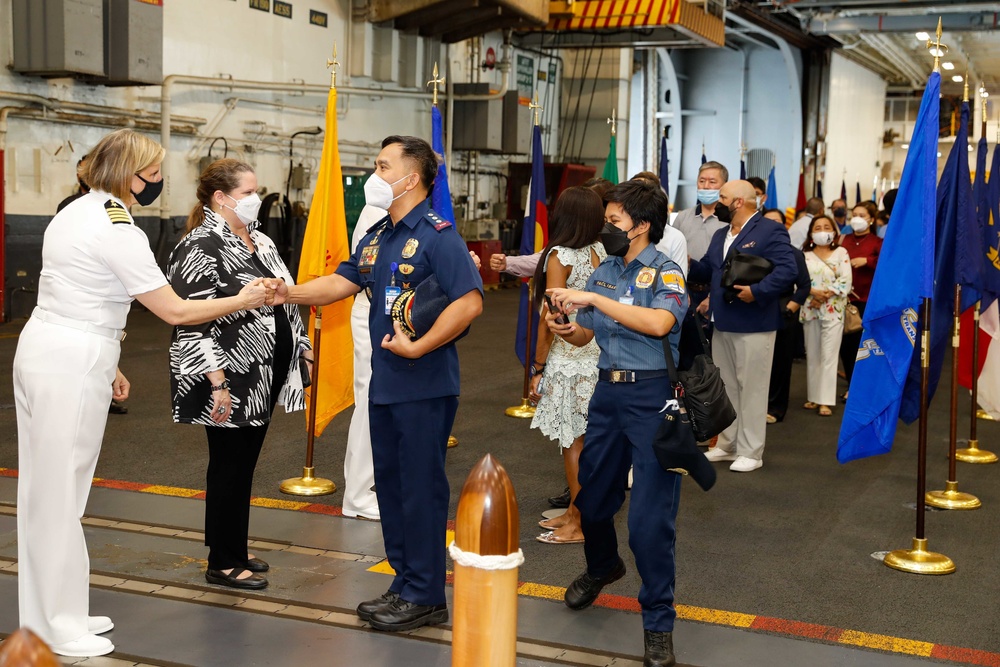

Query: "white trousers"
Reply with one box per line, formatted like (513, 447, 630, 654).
(14, 317, 119, 646)
(804, 318, 844, 407)
(713, 329, 776, 461)
(342, 294, 379, 519)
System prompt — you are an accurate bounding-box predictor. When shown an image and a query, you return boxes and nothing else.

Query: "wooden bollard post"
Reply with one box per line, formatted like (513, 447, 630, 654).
(450, 454, 522, 667)
(0, 627, 61, 667)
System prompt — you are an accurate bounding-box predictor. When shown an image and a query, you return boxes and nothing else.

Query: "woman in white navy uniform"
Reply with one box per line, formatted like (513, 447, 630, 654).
(12, 129, 268, 658)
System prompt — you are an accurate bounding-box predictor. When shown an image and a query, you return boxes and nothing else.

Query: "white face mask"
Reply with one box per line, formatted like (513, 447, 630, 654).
(755, 195, 764, 210)
(850, 216, 869, 233)
(364, 172, 412, 210)
(812, 231, 834, 247)
(224, 192, 262, 230)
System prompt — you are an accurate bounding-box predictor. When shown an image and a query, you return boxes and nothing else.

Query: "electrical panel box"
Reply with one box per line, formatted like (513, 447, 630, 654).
(103, 0, 163, 85)
(453, 83, 503, 152)
(12, 0, 106, 77)
(502, 91, 531, 154)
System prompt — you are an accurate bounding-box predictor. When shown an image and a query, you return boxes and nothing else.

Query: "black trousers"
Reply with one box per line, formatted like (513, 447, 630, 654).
(839, 300, 867, 385)
(768, 317, 796, 421)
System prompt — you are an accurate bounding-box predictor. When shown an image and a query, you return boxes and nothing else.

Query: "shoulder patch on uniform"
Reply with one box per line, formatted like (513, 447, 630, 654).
(104, 200, 132, 225)
(425, 209, 453, 231)
(660, 268, 685, 294)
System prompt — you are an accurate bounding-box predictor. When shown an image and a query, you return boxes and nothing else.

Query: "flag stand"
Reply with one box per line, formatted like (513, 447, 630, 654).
(281, 308, 337, 496)
(884, 298, 955, 574)
(506, 279, 536, 419)
(926, 286, 981, 508)
(957, 301, 997, 462)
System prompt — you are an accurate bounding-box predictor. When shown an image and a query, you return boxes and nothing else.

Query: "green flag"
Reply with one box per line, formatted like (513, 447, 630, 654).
(602, 134, 619, 184)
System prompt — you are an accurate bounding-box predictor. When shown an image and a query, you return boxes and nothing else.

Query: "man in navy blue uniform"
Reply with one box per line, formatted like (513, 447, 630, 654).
(273, 136, 483, 631)
(690, 180, 797, 472)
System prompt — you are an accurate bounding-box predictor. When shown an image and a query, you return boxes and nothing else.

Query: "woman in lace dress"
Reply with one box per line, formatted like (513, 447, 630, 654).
(529, 187, 606, 544)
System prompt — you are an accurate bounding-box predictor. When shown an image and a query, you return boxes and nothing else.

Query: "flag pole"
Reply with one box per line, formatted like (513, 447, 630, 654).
(280, 44, 341, 496)
(883, 21, 955, 575)
(506, 93, 544, 419)
(925, 285, 981, 508)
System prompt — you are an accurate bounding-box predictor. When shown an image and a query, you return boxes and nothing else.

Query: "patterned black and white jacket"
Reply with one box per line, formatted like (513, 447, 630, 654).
(167, 208, 310, 427)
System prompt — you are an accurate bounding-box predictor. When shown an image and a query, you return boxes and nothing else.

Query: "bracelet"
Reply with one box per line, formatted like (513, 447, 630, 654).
(210, 379, 230, 392)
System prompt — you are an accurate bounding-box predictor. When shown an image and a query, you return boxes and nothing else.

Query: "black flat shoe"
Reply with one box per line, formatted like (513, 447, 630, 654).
(643, 630, 676, 667)
(564, 558, 626, 610)
(369, 598, 448, 632)
(357, 590, 400, 621)
(246, 558, 269, 573)
(205, 568, 268, 590)
(547, 487, 571, 508)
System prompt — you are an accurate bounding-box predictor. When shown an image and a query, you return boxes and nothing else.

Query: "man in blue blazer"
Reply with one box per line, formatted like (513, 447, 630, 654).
(689, 180, 797, 472)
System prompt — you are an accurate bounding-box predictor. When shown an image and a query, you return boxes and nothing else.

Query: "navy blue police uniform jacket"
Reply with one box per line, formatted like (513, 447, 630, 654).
(688, 212, 797, 333)
(335, 198, 483, 405)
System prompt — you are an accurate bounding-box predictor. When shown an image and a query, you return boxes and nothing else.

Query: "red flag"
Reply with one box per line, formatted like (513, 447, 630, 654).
(796, 169, 807, 211)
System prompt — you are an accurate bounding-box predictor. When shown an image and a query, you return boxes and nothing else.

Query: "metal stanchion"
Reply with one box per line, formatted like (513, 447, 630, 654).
(957, 302, 998, 462)
(506, 279, 536, 419)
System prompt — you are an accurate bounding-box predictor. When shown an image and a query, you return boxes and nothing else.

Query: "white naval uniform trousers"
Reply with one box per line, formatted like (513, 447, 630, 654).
(342, 205, 386, 519)
(15, 317, 120, 645)
(712, 329, 776, 461)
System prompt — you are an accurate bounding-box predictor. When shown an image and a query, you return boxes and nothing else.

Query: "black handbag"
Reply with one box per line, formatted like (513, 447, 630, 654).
(721, 251, 773, 303)
(664, 316, 736, 443)
(651, 385, 717, 491)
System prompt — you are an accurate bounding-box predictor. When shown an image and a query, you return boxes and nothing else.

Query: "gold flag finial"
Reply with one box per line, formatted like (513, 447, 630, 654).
(963, 72, 969, 102)
(607, 108, 616, 136)
(326, 43, 339, 89)
(926, 18, 948, 73)
(529, 91, 543, 127)
(428, 62, 445, 107)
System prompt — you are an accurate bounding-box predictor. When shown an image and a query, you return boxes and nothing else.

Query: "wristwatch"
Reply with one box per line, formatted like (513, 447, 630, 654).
(210, 379, 231, 392)
(530, 362, 546, 376)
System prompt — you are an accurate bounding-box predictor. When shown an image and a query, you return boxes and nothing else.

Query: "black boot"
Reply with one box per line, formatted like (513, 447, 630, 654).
(547, 487, 570, 508)
(643, 630, 675, 667)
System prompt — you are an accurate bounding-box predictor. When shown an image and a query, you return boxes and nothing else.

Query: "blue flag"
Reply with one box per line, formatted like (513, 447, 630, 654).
(764, 165, 778, 210)
(816, 180, 823, 201)
(514, 126, 548, 366)
(430, 106, 455, 223)
(984, 145, 1000, 309)
(855, 182, 862, 206)
(739, 159, 746, 181)
(899, 100, 976, 424)
(659, 133, 669, 197)
(837, 72, 939, 463)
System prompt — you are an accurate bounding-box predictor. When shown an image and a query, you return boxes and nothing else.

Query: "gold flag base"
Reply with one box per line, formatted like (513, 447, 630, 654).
(956, 440, 998, 464)
(976, 409, 995, 421)
(925, 481, 981, 510)
(505, 399, 536, 419)
(883, 538, 955, 575)
(280, 466, 336, 496)
(448, 435, 459, 448)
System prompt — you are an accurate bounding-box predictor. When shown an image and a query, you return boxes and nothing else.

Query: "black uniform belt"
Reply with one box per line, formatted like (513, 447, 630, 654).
(598, 369, 670, 383)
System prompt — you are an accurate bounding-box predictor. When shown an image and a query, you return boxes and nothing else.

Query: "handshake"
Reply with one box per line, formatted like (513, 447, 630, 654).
(239, 278, 289, 309)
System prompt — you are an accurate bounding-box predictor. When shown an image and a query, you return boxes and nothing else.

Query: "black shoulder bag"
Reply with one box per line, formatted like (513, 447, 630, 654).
(668, 316, 737, 442)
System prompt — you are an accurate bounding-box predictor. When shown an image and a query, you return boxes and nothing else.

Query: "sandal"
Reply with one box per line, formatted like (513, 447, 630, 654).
(536, 531, 585, 545)
(803, 402, 818, 410)
(818, 406, 832, 417)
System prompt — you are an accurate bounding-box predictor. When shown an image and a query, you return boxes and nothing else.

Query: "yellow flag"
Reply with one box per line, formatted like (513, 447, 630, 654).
(296, 87, 354, 436)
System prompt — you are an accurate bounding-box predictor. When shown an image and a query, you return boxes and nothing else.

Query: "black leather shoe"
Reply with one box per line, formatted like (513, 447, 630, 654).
(564, 558, 626, 610)
(369, 598, 448, 632)
(205, 568, 268, 590)
(356, 590, 400, 621)
(547, 487, 571, 508)
(643, 630, 676, 667)
(246, 558, 269, 573)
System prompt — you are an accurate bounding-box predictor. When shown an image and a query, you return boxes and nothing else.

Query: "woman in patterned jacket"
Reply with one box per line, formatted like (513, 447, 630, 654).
(167, 159, 312, 590)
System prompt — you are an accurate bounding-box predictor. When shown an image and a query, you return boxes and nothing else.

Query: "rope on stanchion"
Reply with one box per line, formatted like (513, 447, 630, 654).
(451, 454, 521, 667)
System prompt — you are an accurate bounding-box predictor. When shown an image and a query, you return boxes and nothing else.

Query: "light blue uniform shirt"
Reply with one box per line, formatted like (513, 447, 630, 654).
(575, 243, 688, 370)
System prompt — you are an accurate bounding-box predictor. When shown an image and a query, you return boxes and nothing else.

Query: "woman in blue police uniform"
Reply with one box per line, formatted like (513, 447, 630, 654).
(546, 179, 688, 667)
(272, 135, 483, 633)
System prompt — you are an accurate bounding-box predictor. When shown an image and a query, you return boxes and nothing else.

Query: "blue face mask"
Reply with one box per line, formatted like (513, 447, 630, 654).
(876, 224, 887, 238)
(697, 189, 720, 205)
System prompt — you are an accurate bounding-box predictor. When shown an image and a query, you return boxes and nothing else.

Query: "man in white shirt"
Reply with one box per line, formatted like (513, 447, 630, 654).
(788, 197, 824, 249)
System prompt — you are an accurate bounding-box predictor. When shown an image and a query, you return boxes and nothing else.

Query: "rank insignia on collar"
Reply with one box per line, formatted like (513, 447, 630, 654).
(635, 267, 656, 289)
(401, 238, 419, 258)
(399, 263, 414, 274)
(104, 200, 132, 224)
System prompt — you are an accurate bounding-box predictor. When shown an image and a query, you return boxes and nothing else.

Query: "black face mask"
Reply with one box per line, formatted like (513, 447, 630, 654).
(132, 173, 163, 207)
(715, 201, 732, 224)
(832, 207, 847, 218)
(599, 222, 633, 257)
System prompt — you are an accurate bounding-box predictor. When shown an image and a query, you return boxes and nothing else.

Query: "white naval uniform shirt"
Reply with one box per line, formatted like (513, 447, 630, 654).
(36, 190, 168, 329)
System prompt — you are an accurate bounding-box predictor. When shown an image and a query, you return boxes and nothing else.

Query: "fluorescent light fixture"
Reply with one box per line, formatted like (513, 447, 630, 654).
(937, 152, 942, 157)
(953, 75, 964, 82)
(941, 62, 955, 70)
(916, 31, 930, 41)
(901, 143, 909, 150)
(929, 47, 944, 57)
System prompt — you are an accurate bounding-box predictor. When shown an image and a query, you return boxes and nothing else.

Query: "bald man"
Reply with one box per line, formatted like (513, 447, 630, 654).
(688, 180, 797, 472)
